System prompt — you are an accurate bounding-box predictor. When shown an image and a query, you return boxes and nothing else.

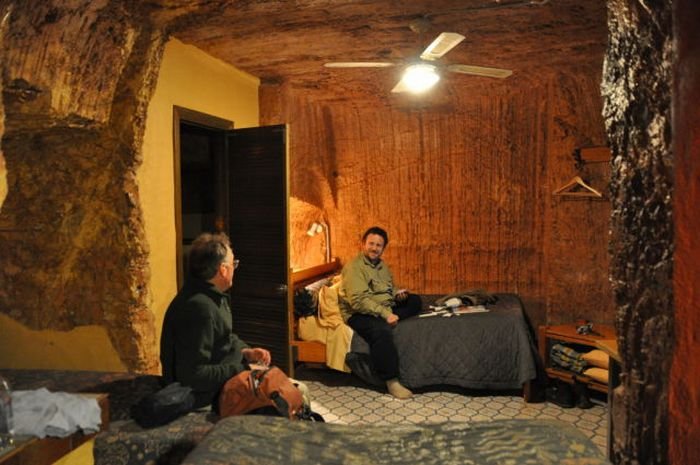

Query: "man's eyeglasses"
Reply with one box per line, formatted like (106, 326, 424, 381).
(223, 259, 240, 270)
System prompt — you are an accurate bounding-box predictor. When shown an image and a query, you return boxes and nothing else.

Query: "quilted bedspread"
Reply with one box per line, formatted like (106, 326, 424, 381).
(180, 416, 608, 465)
(349, 293, 538, 390)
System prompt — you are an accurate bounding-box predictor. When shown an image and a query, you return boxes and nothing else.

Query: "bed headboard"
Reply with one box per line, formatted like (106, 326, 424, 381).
(288, 259, 342, 369)
(291, 259, 341, 290)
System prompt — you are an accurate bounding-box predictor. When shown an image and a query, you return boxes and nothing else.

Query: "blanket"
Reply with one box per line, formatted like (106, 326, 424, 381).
(350, 293, 538, 390)
(181, 416, 608, 465)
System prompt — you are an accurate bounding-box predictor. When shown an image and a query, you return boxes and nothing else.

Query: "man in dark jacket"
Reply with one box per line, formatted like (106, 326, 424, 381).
(160, 232, 271, 409)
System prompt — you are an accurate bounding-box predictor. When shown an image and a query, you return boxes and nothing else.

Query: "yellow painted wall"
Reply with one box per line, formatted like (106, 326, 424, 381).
(0, 314, 126, 371)
(52, 439, 93, 465)
(139, 38, 260, 373)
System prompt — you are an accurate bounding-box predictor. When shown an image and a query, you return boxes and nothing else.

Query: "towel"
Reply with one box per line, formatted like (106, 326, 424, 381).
(12, 388, 101, 438)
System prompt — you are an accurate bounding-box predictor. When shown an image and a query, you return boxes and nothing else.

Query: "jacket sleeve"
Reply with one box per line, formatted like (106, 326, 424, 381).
(219, 333, 250, 369)
(342, 262, 393, 320)
(175, 301, 248, 393)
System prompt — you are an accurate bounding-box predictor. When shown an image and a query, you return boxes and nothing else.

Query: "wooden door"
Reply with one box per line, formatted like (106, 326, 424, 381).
(226, 125, 291, 373)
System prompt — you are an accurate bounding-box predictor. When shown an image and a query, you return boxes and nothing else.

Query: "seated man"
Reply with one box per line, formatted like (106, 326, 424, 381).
(160, 232, 271, 411)
(338, 226, 422, 399)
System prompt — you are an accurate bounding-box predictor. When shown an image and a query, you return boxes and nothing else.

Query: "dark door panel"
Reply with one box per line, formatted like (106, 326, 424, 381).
(227, 125, 291, 373)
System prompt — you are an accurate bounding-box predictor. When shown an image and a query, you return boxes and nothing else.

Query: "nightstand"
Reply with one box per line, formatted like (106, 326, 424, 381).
(538, 323, 616, 394)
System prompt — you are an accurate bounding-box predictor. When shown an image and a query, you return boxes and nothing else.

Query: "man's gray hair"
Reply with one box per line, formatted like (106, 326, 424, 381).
(188, 232, 231, 280)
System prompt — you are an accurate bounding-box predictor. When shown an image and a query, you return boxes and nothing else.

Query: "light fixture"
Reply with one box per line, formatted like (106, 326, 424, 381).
(306, 221, 331, 263)
(306, 222, 324, 236)
(401, 63, 440, 93)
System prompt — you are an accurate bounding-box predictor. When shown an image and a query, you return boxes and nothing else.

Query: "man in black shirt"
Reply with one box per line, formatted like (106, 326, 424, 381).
(160, 232, 270, 409)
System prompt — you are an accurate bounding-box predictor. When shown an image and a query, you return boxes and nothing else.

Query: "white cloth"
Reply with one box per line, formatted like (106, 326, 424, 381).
(12, 388, 101, 438)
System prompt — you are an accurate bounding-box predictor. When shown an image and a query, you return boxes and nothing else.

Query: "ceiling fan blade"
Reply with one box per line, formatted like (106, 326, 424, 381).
(324, 62, 395, 68)
(391, 78, 411, 93)
(420, 32, 465, 61)
(447, 64, 513, 79)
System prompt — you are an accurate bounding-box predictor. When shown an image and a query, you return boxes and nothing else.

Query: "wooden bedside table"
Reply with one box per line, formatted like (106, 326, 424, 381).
(596, 338, 621, 460)
(538, 323, 616, 394)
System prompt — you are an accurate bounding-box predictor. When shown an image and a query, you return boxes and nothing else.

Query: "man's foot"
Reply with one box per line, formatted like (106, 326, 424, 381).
(386, 378, 413, 399)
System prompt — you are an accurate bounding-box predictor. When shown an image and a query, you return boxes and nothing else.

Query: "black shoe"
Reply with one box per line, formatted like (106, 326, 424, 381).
(574, 380, 593, 409)
(547, 380, 574, 408)
(527, 381, 546, 403)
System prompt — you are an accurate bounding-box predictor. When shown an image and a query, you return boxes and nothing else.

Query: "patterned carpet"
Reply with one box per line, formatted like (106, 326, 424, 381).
(295, 366, 608, 453)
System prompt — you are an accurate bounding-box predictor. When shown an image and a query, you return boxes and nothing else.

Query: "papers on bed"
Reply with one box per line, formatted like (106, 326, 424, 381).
(419, 305, 490, 318)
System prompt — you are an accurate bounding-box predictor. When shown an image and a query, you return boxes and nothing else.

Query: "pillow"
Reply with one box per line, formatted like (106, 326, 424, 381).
(582, 349, 610, 369)
(583, 367, 609, 384)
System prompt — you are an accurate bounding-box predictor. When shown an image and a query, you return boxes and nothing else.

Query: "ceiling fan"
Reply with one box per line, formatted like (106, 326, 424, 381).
(324, 19, 513, 94)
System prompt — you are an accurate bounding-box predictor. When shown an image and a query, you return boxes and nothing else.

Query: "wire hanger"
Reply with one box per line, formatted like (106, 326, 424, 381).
(553, 175, 603, 198)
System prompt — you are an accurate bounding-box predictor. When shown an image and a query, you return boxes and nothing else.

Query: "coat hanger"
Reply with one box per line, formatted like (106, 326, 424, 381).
(553, 175, 604, 198)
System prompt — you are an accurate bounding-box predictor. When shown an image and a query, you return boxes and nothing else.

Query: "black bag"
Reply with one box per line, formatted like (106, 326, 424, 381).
(130, 382, 195, 428)
(293, 289, 318, 318)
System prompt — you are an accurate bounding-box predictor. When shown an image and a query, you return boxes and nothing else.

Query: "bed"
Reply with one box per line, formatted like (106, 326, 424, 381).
(181, 415, 607, 465)
(290, 262, 539, 399)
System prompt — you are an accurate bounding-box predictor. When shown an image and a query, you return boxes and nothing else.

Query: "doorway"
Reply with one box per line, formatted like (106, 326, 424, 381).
(173, 106, 233, 287)
(172, 107, 293, 372)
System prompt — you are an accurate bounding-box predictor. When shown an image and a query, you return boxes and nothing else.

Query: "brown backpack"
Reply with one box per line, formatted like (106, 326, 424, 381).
(218, 366, 303, 419)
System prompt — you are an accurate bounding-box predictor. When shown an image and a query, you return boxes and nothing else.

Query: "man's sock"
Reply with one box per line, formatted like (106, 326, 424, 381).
(386, 378, 413, 399)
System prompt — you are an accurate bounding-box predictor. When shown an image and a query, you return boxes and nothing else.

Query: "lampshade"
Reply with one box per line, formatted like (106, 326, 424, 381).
(402, 63, 440, 93)
(306, 222, 324, 236)
(305, 221, 331, 263)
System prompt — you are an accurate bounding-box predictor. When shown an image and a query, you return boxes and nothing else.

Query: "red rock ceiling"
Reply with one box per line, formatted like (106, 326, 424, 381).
(169, 0, 607, 103)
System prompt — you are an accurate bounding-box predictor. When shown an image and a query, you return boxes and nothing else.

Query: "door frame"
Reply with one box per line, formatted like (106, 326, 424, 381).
(172, 106, 233, 287)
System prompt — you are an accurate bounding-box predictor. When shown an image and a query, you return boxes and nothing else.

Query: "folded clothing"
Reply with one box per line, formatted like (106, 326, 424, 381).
(550, 344, 588, 374)
(13, 388, 101, 438)
(582, 349, 610, 369)
(583, 367, 609, 384)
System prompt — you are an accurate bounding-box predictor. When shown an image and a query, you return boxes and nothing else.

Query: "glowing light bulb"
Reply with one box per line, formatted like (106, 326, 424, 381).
(402, 63, 440, 93)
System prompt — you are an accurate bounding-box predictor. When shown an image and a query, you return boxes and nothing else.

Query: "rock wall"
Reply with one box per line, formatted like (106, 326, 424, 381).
(0, 0, 167, 372)
(264, 65, 613, 330)
(602, 0, 673, 463)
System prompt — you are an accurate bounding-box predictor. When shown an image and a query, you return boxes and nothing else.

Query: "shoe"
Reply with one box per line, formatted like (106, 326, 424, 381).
(547, 380, 574, 408)
(574, 380, 593, 409)
(386, 378, 413, 399)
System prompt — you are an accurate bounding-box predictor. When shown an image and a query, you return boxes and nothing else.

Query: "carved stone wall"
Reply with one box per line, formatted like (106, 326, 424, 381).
(0, 10, 5, 212)
(601, 0, 673, 463)
(0, 0, 167, 372)
(263, 65, 613, 330)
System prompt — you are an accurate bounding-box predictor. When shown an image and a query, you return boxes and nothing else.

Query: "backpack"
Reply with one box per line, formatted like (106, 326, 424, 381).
(219, 367, 303, 419)
(130, 382, 195, 428)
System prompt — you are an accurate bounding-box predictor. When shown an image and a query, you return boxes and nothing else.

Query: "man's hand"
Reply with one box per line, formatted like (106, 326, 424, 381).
(242, 347, 272, 367)
(395, 289, 408, 302)
(386, 313, 399, 326)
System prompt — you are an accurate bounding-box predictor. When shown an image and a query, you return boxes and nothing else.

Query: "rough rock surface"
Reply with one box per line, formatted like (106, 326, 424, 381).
(601, 1, 673, 464)
(0, 1, 174, 372)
